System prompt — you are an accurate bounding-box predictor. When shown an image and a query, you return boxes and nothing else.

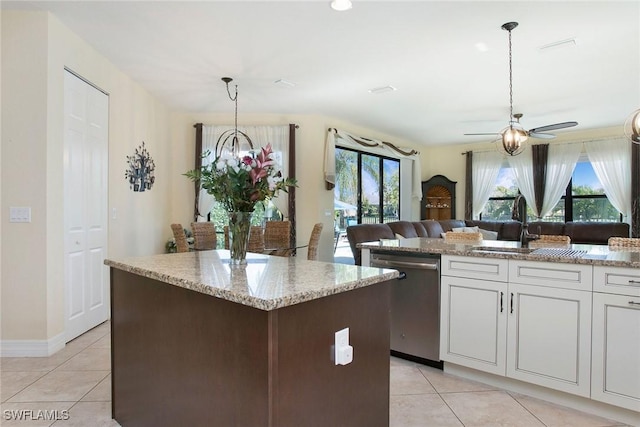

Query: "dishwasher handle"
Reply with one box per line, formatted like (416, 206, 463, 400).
(371, 258, 439, 271)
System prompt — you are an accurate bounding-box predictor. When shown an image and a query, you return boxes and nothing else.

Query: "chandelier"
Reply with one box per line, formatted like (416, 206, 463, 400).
(215, 77, 254, 158)
(499, 22, 528, 156)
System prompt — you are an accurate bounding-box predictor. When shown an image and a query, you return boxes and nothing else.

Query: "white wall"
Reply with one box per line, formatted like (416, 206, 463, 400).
(1, 11, 172, 347)
(169, 112, 424, 262)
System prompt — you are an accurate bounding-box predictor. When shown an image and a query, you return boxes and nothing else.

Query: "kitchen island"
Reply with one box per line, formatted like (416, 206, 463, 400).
(105, 250, 398, 427)
(359, 237, 640, 425)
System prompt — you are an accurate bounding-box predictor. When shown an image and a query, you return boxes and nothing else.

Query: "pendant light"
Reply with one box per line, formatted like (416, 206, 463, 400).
(215, 77, 254, 158)
(498, 22, 528, 156)
(624, 108, 640, 144)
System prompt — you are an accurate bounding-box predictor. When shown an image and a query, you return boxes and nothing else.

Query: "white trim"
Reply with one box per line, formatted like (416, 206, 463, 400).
(0, 332, 66, 357)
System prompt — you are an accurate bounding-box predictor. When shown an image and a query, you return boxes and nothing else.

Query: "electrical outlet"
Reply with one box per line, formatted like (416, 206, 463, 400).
(335, 327, 353, 365)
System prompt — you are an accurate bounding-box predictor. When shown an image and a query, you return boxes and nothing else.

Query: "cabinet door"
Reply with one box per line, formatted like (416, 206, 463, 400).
(440, 276, 507, 375)
(592, 292, 640, 411)
(506, 283, 592, 397)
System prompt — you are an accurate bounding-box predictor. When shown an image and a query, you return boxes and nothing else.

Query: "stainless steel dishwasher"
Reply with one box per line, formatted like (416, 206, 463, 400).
(370, 251, 442, 367)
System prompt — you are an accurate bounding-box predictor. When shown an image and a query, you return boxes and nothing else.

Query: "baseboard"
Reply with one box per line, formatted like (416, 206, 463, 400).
(444, 363, 640, 427)
(0, 332, 65, 357)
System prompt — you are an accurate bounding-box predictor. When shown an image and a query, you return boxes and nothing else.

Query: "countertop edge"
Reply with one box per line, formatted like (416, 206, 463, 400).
(358, 238, 640, 268)
(105, 257, 399, 311)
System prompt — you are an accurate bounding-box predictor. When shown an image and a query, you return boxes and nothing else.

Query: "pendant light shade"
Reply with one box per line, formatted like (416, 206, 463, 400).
(501, 125, 528, 156)
(624, 108, 640, 144)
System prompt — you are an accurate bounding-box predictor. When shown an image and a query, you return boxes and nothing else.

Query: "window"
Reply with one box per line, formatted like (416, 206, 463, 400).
(542, 161, 621, 222)
(482, 159, 621, 222)
(334, 147, 400, 227)
(482, 165, 519, 221)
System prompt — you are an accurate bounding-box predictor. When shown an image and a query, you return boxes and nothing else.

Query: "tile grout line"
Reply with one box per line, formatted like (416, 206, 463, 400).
(505, 390, 549, 427)
(417, 366, 467, 427)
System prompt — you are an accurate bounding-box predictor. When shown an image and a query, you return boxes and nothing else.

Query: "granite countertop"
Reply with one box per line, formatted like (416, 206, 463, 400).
(359, 238, 640, 268)
(105, 250, 398, 311)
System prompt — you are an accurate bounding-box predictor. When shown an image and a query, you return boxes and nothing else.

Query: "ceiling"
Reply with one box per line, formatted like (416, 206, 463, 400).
(4, 1, 640, 147)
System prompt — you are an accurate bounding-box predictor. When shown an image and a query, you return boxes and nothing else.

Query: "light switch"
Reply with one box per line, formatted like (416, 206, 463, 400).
(9, 207, 31, 223)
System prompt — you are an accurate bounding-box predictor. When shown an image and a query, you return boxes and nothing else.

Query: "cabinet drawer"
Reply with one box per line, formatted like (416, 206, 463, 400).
(593, 266, 640, 297)
(441, 255, 508, 282)
(509, 260, 592, 291)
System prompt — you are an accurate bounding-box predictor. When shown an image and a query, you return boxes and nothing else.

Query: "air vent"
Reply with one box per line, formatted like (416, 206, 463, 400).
(368, 85, 397, 94)
(539, 37, 577, 51)
(274, 79, 296, 88)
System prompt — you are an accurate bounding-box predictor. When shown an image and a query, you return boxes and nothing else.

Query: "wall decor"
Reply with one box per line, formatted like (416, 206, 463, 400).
(125, 141, 155, 192)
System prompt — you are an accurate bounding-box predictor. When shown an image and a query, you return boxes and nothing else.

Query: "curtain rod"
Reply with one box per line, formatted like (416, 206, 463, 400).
(329, 127, 420, 155)
(193, 123, 300, 129)
(460, 135, 627, 155)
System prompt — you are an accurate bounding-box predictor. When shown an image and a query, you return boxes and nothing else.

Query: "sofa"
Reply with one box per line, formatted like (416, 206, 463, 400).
(346, 219, 629, 265)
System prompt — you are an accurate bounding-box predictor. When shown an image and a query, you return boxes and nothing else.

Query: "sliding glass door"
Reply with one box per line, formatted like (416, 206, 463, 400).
(334, 147, 400, 227)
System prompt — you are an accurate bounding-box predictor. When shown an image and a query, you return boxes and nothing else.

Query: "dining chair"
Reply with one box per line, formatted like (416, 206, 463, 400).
(191, 222, 217, 251)
(307, 223, 323, 261)
(170, 224, 189, 253)
(264, 220, 291, 257)
(224, 225, 265, 252)
(248, 226, 265, 253)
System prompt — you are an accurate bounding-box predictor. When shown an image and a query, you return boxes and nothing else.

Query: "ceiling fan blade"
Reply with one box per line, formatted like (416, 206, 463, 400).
(529, 132, 556, 140)
(464, 132, 500, 136)
(528, 121, 578, 133)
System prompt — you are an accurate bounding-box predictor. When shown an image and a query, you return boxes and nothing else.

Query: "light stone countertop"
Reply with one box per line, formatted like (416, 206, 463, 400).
(105, 250, 399, 311)
(359, 238, 640, 268)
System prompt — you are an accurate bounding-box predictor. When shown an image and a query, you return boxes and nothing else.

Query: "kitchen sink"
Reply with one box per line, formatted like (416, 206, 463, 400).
(470, 246, 535, 255)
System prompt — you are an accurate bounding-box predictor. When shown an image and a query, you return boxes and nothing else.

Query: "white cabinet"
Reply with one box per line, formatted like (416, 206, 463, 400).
(440, 275, 507, 375)
(506, 282, 592, 397)
(592, 266, 640, 412)
(441, 256, 592, 397)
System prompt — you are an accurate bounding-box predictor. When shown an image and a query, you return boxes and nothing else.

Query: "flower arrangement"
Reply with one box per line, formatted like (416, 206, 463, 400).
(185, 144, 297, 213)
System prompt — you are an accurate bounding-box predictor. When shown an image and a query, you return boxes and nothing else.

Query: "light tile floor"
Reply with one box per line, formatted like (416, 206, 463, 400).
(0, 321, 631, 426)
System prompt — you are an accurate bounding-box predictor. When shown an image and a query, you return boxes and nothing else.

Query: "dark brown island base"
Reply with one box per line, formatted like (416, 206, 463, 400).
(106, 250, 398, 427)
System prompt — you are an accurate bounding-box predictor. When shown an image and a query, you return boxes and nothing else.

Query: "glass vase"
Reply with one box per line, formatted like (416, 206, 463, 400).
(228, 211, 253, 265)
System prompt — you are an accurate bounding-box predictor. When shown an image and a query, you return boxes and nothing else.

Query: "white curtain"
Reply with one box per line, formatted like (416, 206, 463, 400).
(585, 137, 632, 221)
(242, 125, 290, 218)
(507, 145, 537, 217)
(196, 126, 222, 221)
(324, 128, 422, 199)
(539, 143, 582, 218)
(199, 125, 290, 220)
(324, 130, 336, 188)
(471, 150, 503, 218)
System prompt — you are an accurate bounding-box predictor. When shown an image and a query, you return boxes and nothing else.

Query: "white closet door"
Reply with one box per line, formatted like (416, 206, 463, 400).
(64, 71, 109, 342)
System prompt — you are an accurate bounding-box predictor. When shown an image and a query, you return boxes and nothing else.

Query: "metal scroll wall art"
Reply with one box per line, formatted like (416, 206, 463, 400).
(125, 141, 155, 192)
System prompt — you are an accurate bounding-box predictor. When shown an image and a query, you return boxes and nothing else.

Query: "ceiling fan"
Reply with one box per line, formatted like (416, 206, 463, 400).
(465, 22, 578, 155)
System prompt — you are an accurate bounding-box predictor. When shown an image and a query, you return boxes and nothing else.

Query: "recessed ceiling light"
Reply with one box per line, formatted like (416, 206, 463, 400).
(368, 85, 397, 94)
(274, 79, 296, 88)
(331, 0, 352, 11)
(539, 37, 577, 51)
(475, 42, 489, 52)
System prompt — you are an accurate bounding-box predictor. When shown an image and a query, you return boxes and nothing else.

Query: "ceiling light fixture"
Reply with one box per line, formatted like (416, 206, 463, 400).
(499, 22, 528, 156)
(215, 77, 253, 158)
(330, 0, 352, 11)
(624, 108, 640, 144)
(368, 85, 397, 94)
